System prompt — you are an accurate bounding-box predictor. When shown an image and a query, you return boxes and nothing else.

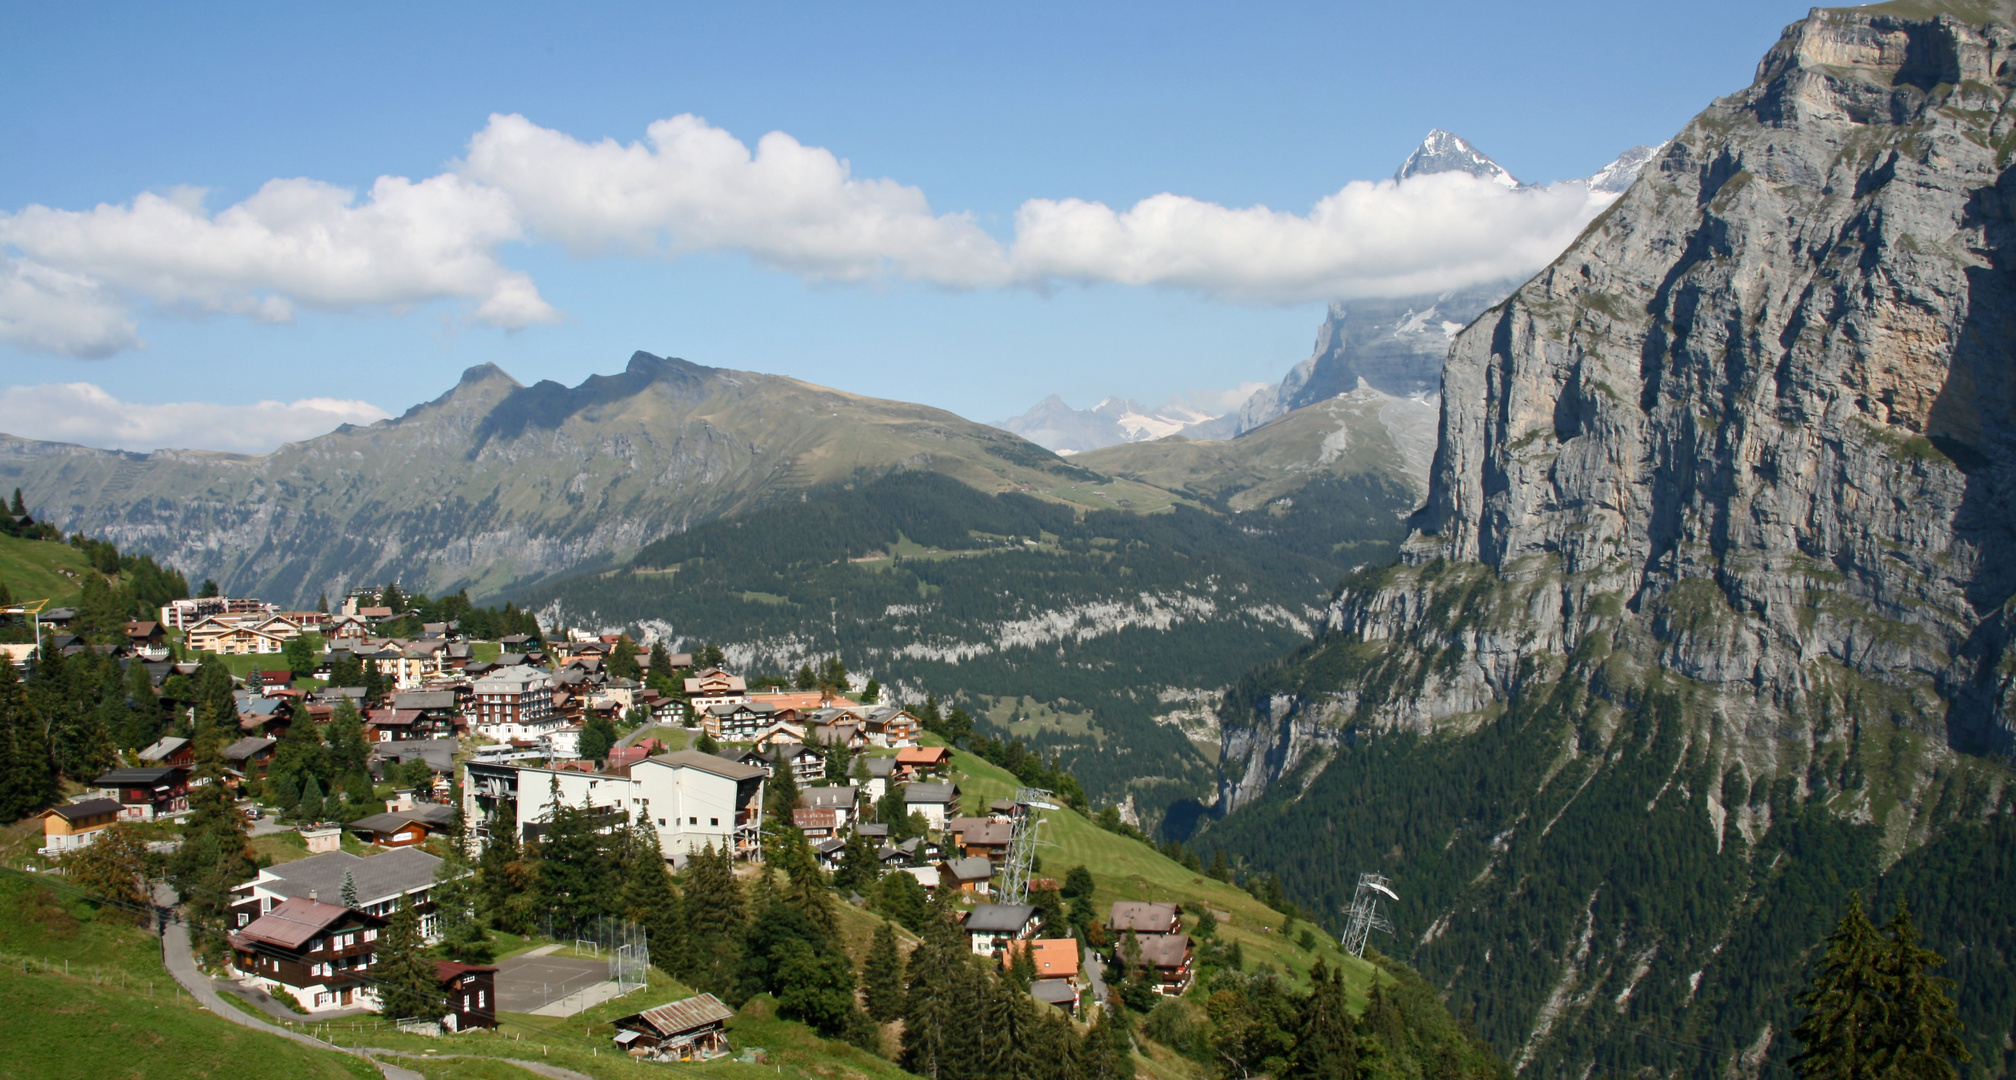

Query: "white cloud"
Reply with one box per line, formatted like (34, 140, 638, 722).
(0, 256, 142, 358)
(0, 173, 558, 346)
(0, 383, 391, 454)
(1008, 171, 1614, 303)
(462, 112, 1011, 286)
(1160, 381, 1273, 417)
(0, 113, 1618, 359)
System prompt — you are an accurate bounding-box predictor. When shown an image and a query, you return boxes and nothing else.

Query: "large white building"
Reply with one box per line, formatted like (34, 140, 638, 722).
(471, 665, 558, 740)
(461, 750, 766, 865)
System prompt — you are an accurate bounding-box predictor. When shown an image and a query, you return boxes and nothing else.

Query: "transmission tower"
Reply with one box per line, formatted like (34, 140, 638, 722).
(998, 787, 1058, 904)
(1339, 872, 1397, 958)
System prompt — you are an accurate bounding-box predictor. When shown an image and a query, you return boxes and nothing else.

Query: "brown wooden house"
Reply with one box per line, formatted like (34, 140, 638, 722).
(434, 961, 498, 1030)
(229, 896, 388, 1012)
(612, 994, 735, 1060)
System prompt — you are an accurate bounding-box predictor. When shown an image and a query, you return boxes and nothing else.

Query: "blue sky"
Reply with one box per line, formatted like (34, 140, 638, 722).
(1, 0, 1819, 452)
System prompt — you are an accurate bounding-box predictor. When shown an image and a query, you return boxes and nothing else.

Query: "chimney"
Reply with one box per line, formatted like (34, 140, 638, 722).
(310, 889, 318, 901)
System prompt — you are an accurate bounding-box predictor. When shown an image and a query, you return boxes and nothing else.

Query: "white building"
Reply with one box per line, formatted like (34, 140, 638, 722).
(472, 665, 558, 740)
(461, 750, 767, 865)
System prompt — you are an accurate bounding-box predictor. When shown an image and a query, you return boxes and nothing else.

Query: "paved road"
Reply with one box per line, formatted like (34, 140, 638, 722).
(1081, 942, 1109, 1006)
(151, 884, 424, 1080)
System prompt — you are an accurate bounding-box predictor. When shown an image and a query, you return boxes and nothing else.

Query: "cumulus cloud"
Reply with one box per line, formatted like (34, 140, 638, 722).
(0, 112, 1618, 359)
(0, 256, 142, 358)
(1009, 171, 1612, 302)
(0, 173, 557, 352)
(0, 383, 390, 454)
(462, 112, 1011, 286)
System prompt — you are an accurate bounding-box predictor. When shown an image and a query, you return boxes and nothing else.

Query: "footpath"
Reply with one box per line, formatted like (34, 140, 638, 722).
(150, 884, 592, 1080)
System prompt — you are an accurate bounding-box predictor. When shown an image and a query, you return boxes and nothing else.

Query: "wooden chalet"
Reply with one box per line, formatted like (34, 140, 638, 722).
(612, 994, 735, 1060)
(38, 798, 125, 853)
(230, 896, 388, 1012)
(435, 961, 498, 1030)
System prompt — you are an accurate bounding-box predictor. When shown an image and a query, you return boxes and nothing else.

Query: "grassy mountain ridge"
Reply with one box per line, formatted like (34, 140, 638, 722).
(0, 352, 1175, 607)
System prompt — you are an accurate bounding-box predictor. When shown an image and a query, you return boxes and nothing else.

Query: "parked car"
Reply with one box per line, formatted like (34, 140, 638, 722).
(242, 806, 262, 820)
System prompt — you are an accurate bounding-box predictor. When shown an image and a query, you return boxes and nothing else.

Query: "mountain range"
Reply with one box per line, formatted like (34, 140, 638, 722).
(997, 130, 1662, 453)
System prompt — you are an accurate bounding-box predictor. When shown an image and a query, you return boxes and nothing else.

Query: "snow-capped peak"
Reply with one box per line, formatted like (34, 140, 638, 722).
(1585, 142, 1667, 194)
(1395, 129, 1520, 189)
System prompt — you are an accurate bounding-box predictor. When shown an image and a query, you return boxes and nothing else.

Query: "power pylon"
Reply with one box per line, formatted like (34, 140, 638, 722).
(998, 787, 1057, 904)
(1340, 872, 1397, 958)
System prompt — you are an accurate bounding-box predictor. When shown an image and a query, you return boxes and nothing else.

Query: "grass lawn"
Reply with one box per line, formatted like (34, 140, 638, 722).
(626, 726, 691, 752)
(930, 733, 1383, 1007)
(0, 872, 377, 1080)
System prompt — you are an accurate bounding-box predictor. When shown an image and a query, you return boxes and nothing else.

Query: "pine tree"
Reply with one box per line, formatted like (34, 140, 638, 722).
(341, 870, 359, 909)
(317, 591, 329, 613)
(901, 915, 971, 1079)
(579, 713, 619, 763)
(374, 901, 440, 1021)
(833, 828, 882, 895)
(432, 855, 495, 965)
(326, 697, 370, 791)
(297, 775, 325, 822)
(9, 488, 25, 517)
(537, 800, 615, 930)
(617, 826, 683, 977)
(862, 678, 881, 704)
(1872, 901, 1969, 1080)
(1083, 1004, 1133, 1080)
(1792, 893, 1890, 1080)
(863, 920, 906, 1022)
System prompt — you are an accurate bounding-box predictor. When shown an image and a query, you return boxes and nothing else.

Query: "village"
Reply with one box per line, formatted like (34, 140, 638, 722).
(16, 586, 1309, 1075)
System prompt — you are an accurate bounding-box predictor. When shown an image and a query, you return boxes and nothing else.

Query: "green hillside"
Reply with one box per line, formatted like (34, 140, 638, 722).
(522, 469, 1415, 818)
(0, 531, 93, 608)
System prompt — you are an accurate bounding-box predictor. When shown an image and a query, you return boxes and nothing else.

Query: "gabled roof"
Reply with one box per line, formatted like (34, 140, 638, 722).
(237, 896, 377, 950)
(1131, 933, 1194, 968)
(43, 798, 125, 822)
(943, 856, 994, 882)
(1109, 900, 1183, 932)
(434, 960, 498, 984)
(800, 785, 856, 809)
(251, 847, 447, 906)
(222, 737, 277, 761)
(643, 749, 768, 781)
(138, 736, 189, 762)
(904, 781, 959, 804)
(896, 747, 950, 765)
(1004, 938, 1080, 978)
(964, 903, 1036, 933)
(621, 993, 735, 1037)
(792, 808, 839, 831)
(95, 767, 181, 785)
(392, 690, 458, 711)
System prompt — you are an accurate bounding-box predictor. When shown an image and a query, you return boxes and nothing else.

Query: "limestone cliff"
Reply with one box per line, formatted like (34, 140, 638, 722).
(1209, 4, 2016, 1074)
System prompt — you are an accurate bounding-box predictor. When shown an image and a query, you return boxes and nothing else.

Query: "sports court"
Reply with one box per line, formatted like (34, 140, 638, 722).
(493, 952, 611, 1016)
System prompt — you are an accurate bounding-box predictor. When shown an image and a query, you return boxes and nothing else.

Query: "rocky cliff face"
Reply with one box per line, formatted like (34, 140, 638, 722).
(1210, 4, 2016, 1074)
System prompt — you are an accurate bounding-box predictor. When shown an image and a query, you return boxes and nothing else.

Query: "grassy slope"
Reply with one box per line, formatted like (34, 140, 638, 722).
(928, 734, 1384, 1008)
(0, 873, 377, 1080)
(0, 532, 94, 608)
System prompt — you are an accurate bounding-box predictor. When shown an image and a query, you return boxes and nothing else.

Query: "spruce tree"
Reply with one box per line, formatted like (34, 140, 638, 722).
(341, 870, 359, 909)
(901, 914, 970, 1079)
(1791, 893, 1890, 1080)
(1873, 901, 1969, 1080)
(297, 775, 325, 822)
(1287, 960, 1358, 1080)
(833, 828, 882, 895)
(677, 844, 748, 1000)
(862, 920, 906, 1023)
(374, 901, 440, 1021)
(0, 659, 54, 820)
(861, 678, 881, 704)
(326, 697, 370, 788)
(1083, 1004, 1133, 1080)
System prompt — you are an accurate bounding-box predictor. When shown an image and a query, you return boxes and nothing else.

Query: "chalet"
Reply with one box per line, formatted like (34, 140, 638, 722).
(435, 961, 498, 1031)
(365, 708, 424, 742)
(950, 816, 1014, 865)
(748, 720, 810, 751)
(138, 736, 194, 768)
(814, 837, 847, 870)
(703, 701, 787, 741)
(895, 746, 951, 777)
(800, 785, 858, 826)
(612, 994, 734, 1061)
(1121, 932, 1196, 995)
(745, 688, 843, 712)
(38, 798, 125, 853)
(793, 807, 840, 838)
(1108, 901, 1183, 936)
(123, 620, 165, 648)
(229, 847, 449, 938)
(1003, 939, 1081, 1009)
(247, 614, 306, 641)
(861, 706, 921, 748)
(683, 668, 747, 710)
(222, 737, 278, 776)
(903, 780, 960, 830)
(92, 766, 188, 820)
(255, 669, 294, 694)
(229, 896, 387, 1012)
(807, 720, 865, 751)
(963, 902, 1041, 956)
(160, 596, 275, 630)
(186, 615, 289, 655)
(387, 639, 452, 689)
(236, 696, 293, 736)
(861, 756, 896, 799)
(346, 803, 455, 848)
(940, 855, 995, 895)
(392, 689, 462, 720)
(326, 614, 372, 641)
(856, 822, 889, 843)
(767, 743, 826, 786)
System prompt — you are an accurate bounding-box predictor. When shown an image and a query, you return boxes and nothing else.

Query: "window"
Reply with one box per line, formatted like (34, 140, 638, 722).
(238, 913, 249, 927)
(478, 990, 486, 1008)
(711, 818, 719, 826)
(658, 818, 667, 827)
(363, 928, 378, 942)
(688, 816, 697, 825)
